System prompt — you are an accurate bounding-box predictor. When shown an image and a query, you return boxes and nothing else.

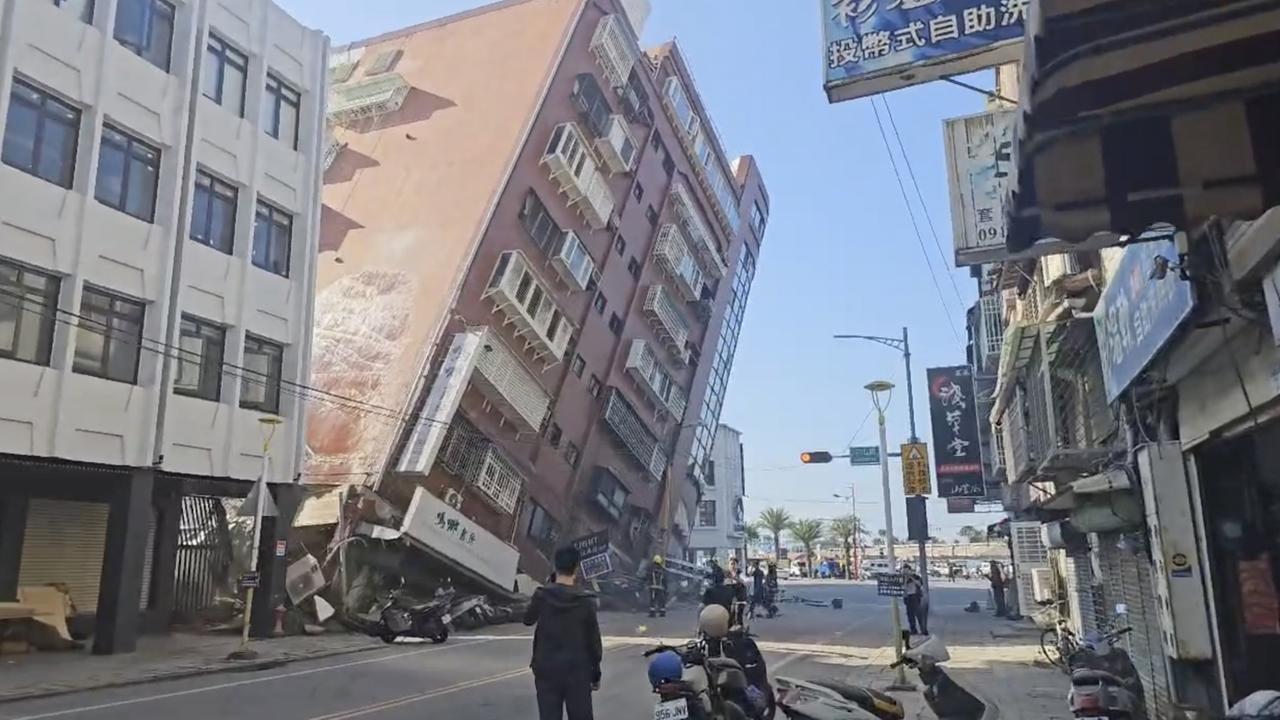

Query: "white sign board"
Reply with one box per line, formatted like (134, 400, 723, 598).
(397, 329, 483, 474)
(945, 109, 1017, 266)
(401, 487, 519, 590)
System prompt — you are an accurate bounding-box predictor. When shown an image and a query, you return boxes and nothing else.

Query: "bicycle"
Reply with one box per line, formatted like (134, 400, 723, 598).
(1040, 616, 1079, 672)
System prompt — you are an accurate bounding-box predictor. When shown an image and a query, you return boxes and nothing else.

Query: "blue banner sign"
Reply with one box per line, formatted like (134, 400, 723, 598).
(1094, 239, 1196, 402)
(823, 0, 1026, 102)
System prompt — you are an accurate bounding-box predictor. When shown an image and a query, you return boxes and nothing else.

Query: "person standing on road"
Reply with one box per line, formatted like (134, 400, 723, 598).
(524, 546, 603, 720)
(990, 561, 1008, 617)
(901, 564, 927, 635)
(748, 561, 766, 618)
(648, 555, 668, 618)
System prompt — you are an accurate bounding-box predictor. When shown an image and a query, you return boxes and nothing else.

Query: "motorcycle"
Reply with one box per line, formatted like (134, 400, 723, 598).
(893, 636, 995, 720)
(373, 580, 455, 644)
(774, 677, 904, 720)
(1066, 627, 1145, 720)
(646, 640, 753, 720)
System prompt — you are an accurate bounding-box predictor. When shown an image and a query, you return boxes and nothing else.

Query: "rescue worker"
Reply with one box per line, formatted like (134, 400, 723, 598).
(648, 555, 668, 618)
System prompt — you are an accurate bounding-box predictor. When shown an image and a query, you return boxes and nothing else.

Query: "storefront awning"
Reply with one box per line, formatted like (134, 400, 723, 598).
(989, 322, 1040, 422)
(1006, 1, 1280, 253)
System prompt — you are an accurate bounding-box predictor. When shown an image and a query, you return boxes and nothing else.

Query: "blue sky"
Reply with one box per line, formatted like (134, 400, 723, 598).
(280, 0, 1004, 539)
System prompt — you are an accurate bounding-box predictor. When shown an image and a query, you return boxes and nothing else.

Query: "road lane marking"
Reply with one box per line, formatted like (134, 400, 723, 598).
(2, 640, 494, 720)
(301, 644, 631, 720)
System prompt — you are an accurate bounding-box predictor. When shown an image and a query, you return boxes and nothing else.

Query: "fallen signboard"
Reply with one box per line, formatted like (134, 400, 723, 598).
(571, 531, 613, 580)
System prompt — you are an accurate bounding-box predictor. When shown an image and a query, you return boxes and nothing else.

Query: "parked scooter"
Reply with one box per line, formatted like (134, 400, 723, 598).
(774, 676, 904, 719)
(893, 636, 995, 720)
(373, 578, 455, 644)
(1065, 626, 1145, 720)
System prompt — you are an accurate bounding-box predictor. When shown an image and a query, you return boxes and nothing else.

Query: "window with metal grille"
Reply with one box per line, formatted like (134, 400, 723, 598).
(475, 447, 522, 514)
(364, 49, 402, 76)
(3, 78, 80, 189)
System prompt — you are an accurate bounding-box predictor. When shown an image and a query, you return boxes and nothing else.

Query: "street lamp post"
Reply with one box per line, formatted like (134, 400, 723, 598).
(836, 328, 930, 597)
(867, 380, 914, 690)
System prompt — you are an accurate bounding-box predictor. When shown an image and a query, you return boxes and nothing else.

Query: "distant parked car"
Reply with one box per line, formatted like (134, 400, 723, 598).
(863, 559, 893, 578)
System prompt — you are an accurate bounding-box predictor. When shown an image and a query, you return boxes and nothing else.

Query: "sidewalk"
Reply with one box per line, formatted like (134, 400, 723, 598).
(837, 609, 1072, 719)
(0, 632, 386, 704)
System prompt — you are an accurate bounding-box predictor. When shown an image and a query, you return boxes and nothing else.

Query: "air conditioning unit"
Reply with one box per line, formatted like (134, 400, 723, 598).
(1031, 567, 1055, 604)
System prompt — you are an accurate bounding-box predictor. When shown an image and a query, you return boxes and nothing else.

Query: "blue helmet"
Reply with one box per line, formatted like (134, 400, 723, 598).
(647, 651, 683, 687)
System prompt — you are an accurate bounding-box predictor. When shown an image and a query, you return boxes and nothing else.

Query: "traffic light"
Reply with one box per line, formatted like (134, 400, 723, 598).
(800, 450, 833, 464)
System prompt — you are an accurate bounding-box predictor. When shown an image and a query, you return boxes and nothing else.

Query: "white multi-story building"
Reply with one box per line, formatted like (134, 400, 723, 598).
(688, 424, 747, 566)
(0, 0, 326, 654)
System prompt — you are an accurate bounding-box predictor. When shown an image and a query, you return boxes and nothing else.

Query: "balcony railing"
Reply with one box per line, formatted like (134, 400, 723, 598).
(328, 73, 409, 125)
(602, 388, 667, 482)
(643, 284, 691, 360)
(473, 445, 524, 514)
(542, 122, 614, 229)
(550, 230, 594, 292)
(654, 224, 704, 301)
(626, 339, 687, 420)
(670, 181, 726, 278)
(323, 136, 345, 171)
(590, 14, 638, 90)
(471, 326, 551, 433)
(482, 250, 575, 364)
(661, 76, 740, 236)
(979, 292, 1004, 370)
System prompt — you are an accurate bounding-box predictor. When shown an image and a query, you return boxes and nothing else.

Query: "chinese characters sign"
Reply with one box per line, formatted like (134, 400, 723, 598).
(397, 329, 484, 474)
(927, 366, 984, 498)
(945, 109, 1017, 266)
(1093, 238, 1195, 402)
(901, 442, 932, 495)
(401, 487, 519, 590)
(823, 0, 1025, 102)
(571, 531, 613, 580)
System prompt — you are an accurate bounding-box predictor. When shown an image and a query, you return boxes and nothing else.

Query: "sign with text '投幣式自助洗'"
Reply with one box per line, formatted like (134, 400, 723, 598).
(822, 0, 1026, 103)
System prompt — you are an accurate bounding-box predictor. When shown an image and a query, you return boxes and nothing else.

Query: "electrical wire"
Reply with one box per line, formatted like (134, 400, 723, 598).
(882, 96, 967, 311)
(869, 97, 963, 342)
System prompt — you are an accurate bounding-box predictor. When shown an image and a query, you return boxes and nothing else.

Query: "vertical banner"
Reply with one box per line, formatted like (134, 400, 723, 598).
(396, 329, 484, 474)
(927, 365, 985, 498)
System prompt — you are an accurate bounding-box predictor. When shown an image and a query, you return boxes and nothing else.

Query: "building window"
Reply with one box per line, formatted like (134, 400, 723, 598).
(241, 334, 283, 413)
(252, 200, 292, 277)
(633, 183, 644, 202)
(95, 124, 160, 222)
(662, 154, 675, 178)
(588, 375, 602, 398)
(74, 286, 144, 383)
(571, 354, 585, 378)
(651, 134, 662, 152)
(697, 500, 717, 527)
(614, 236, 626, 257)
(565, 442, 581, 469)
(0, 259, 59, 366)
(174, 315, 224, 401)
(364, 49, 403, 76)
(190, 169, 237, 254)
(519, 191, 561, 254)
(52, 0, 95, 23)
(645, 205, 659, 227)
(593, 467, 629, 519)
(203, 35, 248, 117)
(607, 313, 623, 336)
(594, 293, 606, 316)
(627, 257, 641, 280)
(2, 79, 80, 189)
(113, 0, 174, 72)
(527, 501, 559, 547)
(751, 201, 768, 237)
(262, 73, 300, 150)
(547, 422, 562, 448)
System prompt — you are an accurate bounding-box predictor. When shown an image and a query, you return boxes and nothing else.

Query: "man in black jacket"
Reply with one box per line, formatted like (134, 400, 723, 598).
(524, 546, 603, 720)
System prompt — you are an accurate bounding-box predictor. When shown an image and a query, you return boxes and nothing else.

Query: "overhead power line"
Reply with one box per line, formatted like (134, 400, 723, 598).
(868, 97, 962, 343)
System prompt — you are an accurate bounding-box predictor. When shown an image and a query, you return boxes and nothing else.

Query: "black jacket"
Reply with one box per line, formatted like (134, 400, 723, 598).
(523, 583, 603, 682)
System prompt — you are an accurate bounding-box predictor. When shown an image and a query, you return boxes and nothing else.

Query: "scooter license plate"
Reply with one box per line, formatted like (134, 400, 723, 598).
(653, 698, 689, 720)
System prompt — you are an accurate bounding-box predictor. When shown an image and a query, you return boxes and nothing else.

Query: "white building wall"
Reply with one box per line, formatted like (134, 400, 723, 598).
(0, 0, 325, 483)
(688, 424, 746, 559)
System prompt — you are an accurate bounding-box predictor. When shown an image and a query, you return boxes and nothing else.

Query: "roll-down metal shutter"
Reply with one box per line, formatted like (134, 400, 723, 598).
(1097, 533, 1173, 720)
(140, 509, 156, 610)
(1065, 553, 1100, 637)
(19, 499, 109, 613)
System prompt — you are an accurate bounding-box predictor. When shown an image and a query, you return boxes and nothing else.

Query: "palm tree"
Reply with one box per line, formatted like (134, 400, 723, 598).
(743, 523, 761, 556)
(958, 525, 983, 543)
(828, 515, 861, 578)
(788, 518, 825, 578)
(758, 507, 792, 561)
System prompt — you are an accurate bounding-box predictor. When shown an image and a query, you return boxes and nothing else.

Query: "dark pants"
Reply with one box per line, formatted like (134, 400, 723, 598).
(904, 594, 926, 634)
(649, 587, 666, 613)
(535, 670, 594, 720)
(993, 585, 1008, 616)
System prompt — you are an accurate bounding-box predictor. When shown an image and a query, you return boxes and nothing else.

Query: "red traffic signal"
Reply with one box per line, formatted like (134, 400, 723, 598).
(800, 451, 834, 464)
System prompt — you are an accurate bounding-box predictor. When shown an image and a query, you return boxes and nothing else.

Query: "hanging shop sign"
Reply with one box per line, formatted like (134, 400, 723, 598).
(1094, 238, 1195, 402)
(396, 329, 484, 474)
(927, 365, 985, 498)
(945, 109, 1017, 266)
(822, 0, 1026, 103)
(401, 487, 519, 590)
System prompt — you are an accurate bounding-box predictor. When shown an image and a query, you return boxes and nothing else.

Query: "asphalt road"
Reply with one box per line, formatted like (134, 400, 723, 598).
(0, 580, 995, 720)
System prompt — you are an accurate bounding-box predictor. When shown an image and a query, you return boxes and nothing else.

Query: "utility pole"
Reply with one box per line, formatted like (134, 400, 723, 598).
(868, 381, 913, 690)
